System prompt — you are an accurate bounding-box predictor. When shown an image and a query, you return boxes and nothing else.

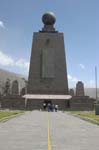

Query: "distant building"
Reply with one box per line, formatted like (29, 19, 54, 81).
(76, 81, 85, 96)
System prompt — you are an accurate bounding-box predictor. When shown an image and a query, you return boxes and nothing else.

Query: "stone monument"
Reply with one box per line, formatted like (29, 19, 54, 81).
(27, 12, 68, 95)
(4, 78, 10, 96)
(76, 81, 84, 96)
(11, 80, 19, 95)
(70, 81, 94, 111)
(20, 87, 26, 96)
(69, 88, 74, 96)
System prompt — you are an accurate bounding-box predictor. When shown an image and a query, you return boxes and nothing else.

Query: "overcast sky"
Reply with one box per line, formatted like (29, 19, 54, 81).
(0, 0, 98, 88)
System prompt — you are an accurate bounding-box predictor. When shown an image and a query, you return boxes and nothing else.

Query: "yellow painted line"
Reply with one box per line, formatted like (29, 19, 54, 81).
(48, 113, 52, 150)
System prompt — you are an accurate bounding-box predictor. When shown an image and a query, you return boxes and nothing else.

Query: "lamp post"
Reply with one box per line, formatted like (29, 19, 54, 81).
(95, 66, 99, 115)
(95, 66, 98, 102)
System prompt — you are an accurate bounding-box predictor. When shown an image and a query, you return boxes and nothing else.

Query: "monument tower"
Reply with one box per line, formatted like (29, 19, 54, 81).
(27, 12, 68, 95)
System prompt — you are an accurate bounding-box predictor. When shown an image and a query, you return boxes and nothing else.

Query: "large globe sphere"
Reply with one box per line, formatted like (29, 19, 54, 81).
(42, 12, 56, 25)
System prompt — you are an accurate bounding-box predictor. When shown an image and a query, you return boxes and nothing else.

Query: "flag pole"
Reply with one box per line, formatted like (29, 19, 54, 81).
(95, 66, 97, 102)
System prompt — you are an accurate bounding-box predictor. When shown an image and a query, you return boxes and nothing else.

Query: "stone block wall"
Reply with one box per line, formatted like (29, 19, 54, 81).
(1, 96, 25, 110)
(70, 96, 94, 111)
(0, 96, 95, 111)
(26, 99, 67, 110)
(0, 97, 67, 110)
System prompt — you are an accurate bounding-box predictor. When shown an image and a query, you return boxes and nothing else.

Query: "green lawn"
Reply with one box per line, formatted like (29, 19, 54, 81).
(71, 111, 99, 123)
(0, 111, 23, 120)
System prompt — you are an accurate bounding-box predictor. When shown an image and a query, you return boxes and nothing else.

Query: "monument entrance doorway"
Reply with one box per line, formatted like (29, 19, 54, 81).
(43, 100, 52, 111)
(43, 100, 52, 106)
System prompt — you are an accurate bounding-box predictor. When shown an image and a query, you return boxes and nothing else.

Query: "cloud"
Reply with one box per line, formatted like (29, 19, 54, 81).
(79, 64, 85, 69)
(89, 80, 95, 87)
(15, 59, 29, 70)
(67, 74, 72, 80)
(68, 74, 78, 83)
(0, 50, 29, 71)
(0, 51, 14, 65)
(0, 21, 5, 29)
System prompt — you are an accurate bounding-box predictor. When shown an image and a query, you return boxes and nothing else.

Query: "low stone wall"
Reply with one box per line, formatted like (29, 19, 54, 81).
(26, 99, 44, 110)
(0, 95, 94, 111)
(26, 99, 66, 110)
(0, 96, 67, 110)
(1, 96, 25, 110)
(51, 99, 67, 110)
(70, 96, 94, 111)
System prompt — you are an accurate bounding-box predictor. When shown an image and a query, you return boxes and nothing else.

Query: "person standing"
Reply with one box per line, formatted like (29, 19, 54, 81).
(43, 103, 46, 111)
(55, 104, 58, 112)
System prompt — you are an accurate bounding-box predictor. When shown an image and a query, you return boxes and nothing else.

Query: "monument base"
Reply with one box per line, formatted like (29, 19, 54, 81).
(23, 94, 71, 110)
(0, 95, 94, 111)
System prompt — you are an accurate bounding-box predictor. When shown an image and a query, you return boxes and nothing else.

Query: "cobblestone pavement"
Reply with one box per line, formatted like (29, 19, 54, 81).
(0, 111, 99, 150)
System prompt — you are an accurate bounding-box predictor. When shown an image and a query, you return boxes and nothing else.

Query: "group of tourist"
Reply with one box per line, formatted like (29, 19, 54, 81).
(43, 103, 58, 112)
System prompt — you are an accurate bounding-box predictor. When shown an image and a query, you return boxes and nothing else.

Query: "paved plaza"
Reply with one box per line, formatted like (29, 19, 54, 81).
(0, 111, 99, 150)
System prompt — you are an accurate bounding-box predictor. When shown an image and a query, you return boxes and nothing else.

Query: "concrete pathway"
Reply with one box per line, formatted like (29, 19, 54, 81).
(0, 111, 99, 150)
(50, 112, 99, 150)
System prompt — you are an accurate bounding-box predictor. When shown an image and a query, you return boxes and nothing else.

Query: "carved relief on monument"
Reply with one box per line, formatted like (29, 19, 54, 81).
(42, 48, 55, 78)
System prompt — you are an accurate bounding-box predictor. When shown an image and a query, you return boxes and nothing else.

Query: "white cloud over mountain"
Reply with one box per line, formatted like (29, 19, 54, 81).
(0, 50, 29, 71)
(15, 59, 29, 70)
(0, 51, 14, 65)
